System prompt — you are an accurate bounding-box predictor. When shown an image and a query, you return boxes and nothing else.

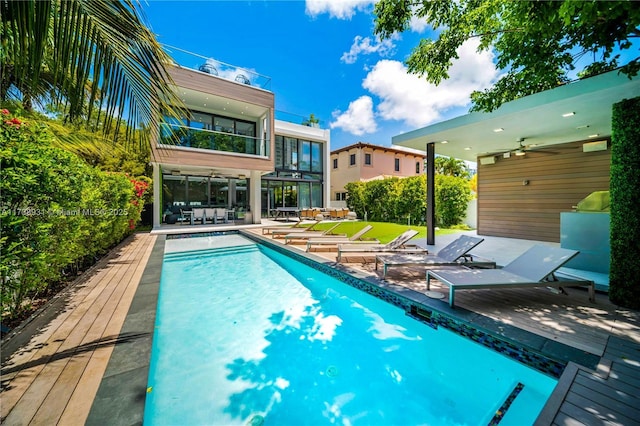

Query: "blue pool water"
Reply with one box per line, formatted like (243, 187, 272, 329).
(144, 235, 557, 425)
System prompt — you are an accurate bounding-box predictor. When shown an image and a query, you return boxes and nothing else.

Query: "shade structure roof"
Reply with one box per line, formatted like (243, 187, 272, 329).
(393, 70, 640, 162)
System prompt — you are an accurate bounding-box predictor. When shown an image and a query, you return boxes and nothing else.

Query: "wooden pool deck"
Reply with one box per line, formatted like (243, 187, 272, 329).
(1, 228, 639, 425)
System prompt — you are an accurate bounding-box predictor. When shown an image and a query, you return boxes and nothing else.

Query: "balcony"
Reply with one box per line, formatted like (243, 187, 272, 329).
(159, 123, 269, 157)
(164, 45, 272, 90)
(275, 110, 326, 128)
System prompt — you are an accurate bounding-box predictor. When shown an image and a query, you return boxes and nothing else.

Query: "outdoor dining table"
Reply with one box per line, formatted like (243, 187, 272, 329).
(273, 207, 301, 221)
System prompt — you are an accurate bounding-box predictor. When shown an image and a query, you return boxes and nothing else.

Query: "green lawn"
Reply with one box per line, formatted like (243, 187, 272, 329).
(303, 221, 465, 244)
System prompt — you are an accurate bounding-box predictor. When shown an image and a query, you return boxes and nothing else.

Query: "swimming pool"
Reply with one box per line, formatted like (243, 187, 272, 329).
(144, 234, 557, 425)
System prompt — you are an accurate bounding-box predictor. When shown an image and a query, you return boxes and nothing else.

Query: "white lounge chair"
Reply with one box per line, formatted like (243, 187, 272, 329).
(266, 220, 320, 236)
(375, 235, 495, 277)
(426, 245, 595, 307)
(306, 225, 377, 252)
(283, 223, 344, 244)
(337, 230, 426, 262)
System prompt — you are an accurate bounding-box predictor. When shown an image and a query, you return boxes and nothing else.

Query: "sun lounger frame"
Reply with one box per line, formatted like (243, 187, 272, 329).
(425, 245, 596, 307)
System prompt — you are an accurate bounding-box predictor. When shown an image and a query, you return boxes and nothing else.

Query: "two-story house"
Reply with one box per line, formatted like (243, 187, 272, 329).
(330, 142, 426, 208)
(150, 51, 330, 227)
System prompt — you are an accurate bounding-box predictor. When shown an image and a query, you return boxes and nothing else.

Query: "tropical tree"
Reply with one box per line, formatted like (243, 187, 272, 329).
(374, 0, 640, 112)
(434, 156, 470, 178)
(0, 0, 184, 147)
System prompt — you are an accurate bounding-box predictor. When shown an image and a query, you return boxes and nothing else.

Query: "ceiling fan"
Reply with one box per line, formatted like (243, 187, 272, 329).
(489, 138, 560, 157)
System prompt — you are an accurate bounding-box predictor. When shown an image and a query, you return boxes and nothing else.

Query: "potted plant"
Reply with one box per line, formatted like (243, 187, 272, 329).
(303, 113, 320, 128)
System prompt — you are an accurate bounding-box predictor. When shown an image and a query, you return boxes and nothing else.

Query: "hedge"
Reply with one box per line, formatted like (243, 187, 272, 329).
(609, 96, 640, 309)
(0, 110, 148, 317)
(345, 174, 471, 227)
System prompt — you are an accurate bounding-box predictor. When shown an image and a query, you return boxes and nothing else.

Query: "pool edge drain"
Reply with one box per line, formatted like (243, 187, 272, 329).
(488, 382, 525, 425)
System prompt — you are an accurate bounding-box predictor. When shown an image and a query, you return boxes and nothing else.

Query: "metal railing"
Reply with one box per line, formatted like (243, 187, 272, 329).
(159, 123, 269, 157)
(163, 45, 272, 90)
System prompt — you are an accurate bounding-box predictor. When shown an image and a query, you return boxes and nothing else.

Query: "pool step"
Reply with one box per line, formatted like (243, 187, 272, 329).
(164, 244, 259, 262)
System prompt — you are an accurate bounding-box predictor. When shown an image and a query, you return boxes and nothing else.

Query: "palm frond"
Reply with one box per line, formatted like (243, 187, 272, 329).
(0, 0, 185, 149)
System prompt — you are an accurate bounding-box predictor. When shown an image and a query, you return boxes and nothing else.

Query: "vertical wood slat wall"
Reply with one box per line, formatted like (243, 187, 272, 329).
(477, 139, 611, 242)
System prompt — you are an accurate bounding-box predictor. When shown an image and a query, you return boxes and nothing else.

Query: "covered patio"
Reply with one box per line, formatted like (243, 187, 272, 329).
(393, 69, 640, 246)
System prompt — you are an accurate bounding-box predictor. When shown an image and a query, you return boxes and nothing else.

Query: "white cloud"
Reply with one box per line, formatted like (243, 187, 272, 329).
(330, 96, 378, 135)
(340, 34, 398, 64)
(305, 0, 375, 20)
(409, 15, 430, 33)
(361, 39, 498, 127)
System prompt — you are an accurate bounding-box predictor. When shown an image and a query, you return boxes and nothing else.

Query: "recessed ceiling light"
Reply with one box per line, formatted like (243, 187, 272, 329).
(562, 112, 575, 117)
(493, 128, 504, 132)
(588, 134, 599, 138)
(464, 147, 471, 151)
(441, 140, 448, 144)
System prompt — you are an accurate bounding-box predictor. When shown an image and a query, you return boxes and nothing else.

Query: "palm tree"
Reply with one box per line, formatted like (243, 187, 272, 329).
(0, 0, 183, 147)
(434, 156, 470, 179)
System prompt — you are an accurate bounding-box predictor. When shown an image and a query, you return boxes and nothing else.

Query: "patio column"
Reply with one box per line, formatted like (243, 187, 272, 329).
(249, 170, 261, 224)
(152, 162, 161, 229)
(426, 142, 435, 245)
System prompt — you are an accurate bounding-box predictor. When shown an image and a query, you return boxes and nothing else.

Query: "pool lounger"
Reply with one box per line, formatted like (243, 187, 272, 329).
(337, 229, 427, 263)
(283, 223, 344, 244)
(426, 245, 595, 308)
(375, 235, 496, 277)
(268, 220, 321, 237)
(306, 225, 377, 251)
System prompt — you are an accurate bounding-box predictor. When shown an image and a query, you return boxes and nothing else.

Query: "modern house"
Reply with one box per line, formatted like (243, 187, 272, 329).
(330, 142, 426, 208)
(150, 50, 330, 227)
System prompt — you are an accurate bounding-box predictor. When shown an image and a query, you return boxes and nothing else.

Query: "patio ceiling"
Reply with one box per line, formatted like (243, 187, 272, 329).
(177, 87, 270, 119)
(393, 70, 640, 162)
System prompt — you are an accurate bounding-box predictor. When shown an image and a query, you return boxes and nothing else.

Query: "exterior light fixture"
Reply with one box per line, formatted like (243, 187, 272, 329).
(562, 112, 575, 117)
(515, 150, 526, 156)
(588, 134, 599, 138)
(464, 147, 472, 151)
(441, 140, 448, 144)
(493, 128, 504, 132)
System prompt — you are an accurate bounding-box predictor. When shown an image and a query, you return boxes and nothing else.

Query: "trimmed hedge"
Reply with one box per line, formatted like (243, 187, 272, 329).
(609, 96, 640, 309)
(345, 174, 471, 227)
(0, 111, 147, 317)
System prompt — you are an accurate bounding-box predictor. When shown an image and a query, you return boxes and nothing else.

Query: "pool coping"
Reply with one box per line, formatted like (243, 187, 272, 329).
(87, 229, 599, 424)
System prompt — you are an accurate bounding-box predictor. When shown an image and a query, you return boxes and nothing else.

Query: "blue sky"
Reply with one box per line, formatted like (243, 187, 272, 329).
(141, 1, 499, 150)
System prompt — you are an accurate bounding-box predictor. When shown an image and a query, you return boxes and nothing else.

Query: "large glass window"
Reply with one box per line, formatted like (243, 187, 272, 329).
(162, 174, 247, 210)
(300, 140, 311, 171)
(209, 178, 229, 207)
(283, 182, 297, 207)
(298, 183, 310, 209)
(266, 135, 325, 214)
(214, 117, 234, 133)
(311, 183, 322, 207)
(275, 136, 284, 168)
(285, 137, 298, 170)
(311, 142, 322, 172)
(187, 176, 208, 206)
(163, 175, 187, 208)
(234, 178, 248, 209)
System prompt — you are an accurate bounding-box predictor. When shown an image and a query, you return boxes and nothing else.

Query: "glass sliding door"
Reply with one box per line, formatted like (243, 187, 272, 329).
(162, 175, 187, 208)
(298, 182, 310, 209)
(187, 176, 208, 207)
(311, 182, 322, 207)
(210, 177, 229, 207)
